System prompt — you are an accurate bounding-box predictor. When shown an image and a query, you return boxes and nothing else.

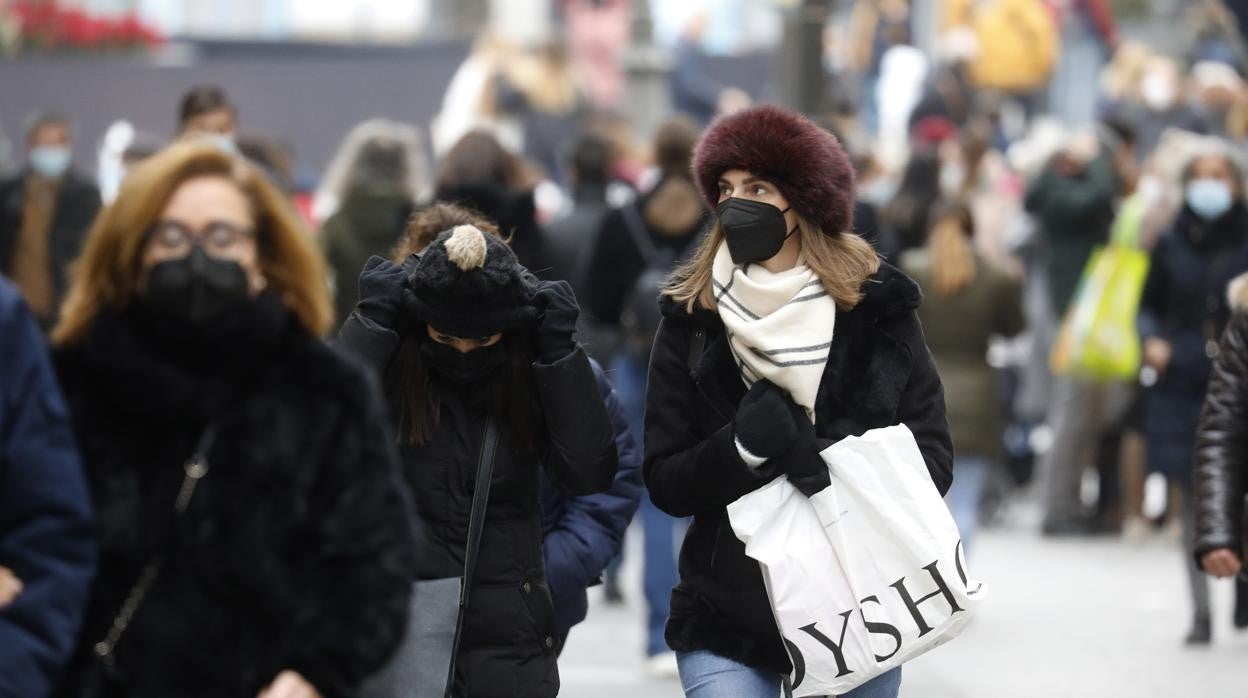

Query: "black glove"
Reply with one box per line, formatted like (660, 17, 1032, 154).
(355, 255, 408, 329)
(532, 279, 580, 363)
(776, 399, 832, 497)
(734, 380, 799, 463)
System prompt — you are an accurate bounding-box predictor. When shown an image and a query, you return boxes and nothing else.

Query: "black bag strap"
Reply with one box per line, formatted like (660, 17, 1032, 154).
(445, 417, 500, 695)
(621, 202, 663, 267)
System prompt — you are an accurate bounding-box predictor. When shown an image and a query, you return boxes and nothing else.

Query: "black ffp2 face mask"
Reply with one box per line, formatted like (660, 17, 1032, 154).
(717, 197, 796, 265)
(142, 247, 252, 327)
(421, 339, 507, 386)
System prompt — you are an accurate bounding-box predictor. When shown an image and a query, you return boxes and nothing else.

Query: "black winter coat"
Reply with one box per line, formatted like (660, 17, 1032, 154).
(337, 314, 619, 697)
(1139, 204, 1248, 483)
(53, 301, 417, 698)
(644, 263, 953, 675)
(1193, 272, 1248, 565)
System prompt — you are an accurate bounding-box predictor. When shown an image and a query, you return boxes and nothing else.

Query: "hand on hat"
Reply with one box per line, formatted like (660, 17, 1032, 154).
(531, 279, 580, 364)
(355, 255, 409, 329)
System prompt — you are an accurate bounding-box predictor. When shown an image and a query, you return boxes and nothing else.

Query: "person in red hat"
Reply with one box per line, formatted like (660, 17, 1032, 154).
(643, 104, 953, 697)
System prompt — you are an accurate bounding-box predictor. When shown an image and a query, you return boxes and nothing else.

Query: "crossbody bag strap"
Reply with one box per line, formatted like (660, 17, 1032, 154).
(93, 426, 216, 667)
(444, 417, 501, 695)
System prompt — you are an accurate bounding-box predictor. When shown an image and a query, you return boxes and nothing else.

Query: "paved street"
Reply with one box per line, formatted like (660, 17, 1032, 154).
(559, 509, 1247, 698)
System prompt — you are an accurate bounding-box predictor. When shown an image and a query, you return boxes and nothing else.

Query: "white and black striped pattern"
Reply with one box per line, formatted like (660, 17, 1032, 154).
(711, 241, 836, 420)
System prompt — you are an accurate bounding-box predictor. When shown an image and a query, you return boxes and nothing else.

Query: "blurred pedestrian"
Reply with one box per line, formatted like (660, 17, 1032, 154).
(338, 219, 619, 697)
(0, 275, 95, 698)
(646, 105, 952, 697)
(1192, 270, 1248, 634)
(0, 112, 101, 330)
(902, 200, 1024, 551)
(1027, 126, 1133, 536)
(881, 149, 942, 253)
(176, 85, 238, 152)
(582, 116, 706, 674)
(670, 10, 751, 126)
(50, 142, 417, 697)
(318, 120, 428, 325)
(435, 129, 546, 270)
(387, 201, 644, 655)
(1116, 56, 1211, 161)
(537, 130, 620, 297)
(1138, 143, 1248, 645)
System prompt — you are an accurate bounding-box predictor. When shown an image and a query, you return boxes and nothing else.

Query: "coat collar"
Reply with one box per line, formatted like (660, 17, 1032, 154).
(659, 261, 922, 325)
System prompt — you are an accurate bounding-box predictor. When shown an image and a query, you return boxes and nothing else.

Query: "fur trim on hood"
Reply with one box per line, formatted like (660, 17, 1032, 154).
(1229, 271, 1248, 313)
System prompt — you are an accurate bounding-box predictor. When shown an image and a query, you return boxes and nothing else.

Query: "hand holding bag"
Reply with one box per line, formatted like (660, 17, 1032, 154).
(359, 418, 501, 698)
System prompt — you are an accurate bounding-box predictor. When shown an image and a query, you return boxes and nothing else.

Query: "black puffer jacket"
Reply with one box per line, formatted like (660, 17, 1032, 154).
(644, 263, 953, 675)
(53, 298, 418, 698)
(1193, 272, 1248, 565)
(337, 314, 618, 697)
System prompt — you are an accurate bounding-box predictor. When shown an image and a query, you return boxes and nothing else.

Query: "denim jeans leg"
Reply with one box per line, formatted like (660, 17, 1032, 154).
(837, 667, 902, 698)
(677, 650, 782, 698)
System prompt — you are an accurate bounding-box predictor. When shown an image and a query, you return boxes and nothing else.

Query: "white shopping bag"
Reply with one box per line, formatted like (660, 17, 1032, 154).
(727, 425, 985, 697)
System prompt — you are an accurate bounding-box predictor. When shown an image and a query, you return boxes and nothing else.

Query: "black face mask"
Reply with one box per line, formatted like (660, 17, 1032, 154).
(421, 340, 507, 386)
(718, 197, 796, 265)
(142, 247, 252, 327)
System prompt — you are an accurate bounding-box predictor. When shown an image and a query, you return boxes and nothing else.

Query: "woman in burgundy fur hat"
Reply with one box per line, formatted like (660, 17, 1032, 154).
(643, 105, 953, 697)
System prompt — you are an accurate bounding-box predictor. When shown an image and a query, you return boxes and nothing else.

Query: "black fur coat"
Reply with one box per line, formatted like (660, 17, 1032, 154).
(52, 297, 418, 698)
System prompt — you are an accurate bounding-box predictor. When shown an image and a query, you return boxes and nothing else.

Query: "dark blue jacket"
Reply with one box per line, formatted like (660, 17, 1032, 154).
(541, 359, 642, 637)
(0, 276, 95, 698)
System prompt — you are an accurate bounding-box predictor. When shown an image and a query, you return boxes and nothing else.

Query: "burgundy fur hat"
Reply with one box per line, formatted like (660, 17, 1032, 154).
(692, 105, 855, 235)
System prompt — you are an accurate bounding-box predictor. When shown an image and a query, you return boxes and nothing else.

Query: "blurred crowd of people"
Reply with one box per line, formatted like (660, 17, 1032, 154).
(5, 0, 1248, 696)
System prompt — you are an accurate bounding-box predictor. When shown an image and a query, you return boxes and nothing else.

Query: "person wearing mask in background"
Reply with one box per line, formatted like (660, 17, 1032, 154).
(50, 142, 418, 698)
(434, 129, 546, 271)
(881, 148, 942, 254)
(1191, 269, 1248, 638)
(177, 85, 238, 152)
(338, 217, 619, 697)
(1138, 144, 1248, 646)
(902, 201, 1024, 551)
(387, 202, 643, 655)
(0, 275, 95, 698)
(646, 105, 951, 698)
(582, 116, 707, 676)
(1025, 125, 1131, 536)
(319, 120, 428, 325)
(0, 112, 101, 331)
(1117, 56, 1210, 161)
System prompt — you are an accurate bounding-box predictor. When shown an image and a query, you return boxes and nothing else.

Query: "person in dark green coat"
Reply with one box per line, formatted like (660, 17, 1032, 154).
(903, 200, 1024, 551)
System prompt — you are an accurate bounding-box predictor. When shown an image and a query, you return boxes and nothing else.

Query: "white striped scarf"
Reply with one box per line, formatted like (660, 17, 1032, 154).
(711, 241, 835, 420)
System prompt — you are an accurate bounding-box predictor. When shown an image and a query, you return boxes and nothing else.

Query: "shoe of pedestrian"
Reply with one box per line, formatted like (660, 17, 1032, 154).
(1184, 615, 1212, 646)
(603, 576, 624, 606)
(1122, 517, 1151, 543)
(1235, 578, 1248, 630)
(643, 652, 680, 679)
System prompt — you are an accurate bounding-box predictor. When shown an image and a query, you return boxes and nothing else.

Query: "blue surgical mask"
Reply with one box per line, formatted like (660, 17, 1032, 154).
(28, 145, 72, 179)
(1186, 178, 1234, 221)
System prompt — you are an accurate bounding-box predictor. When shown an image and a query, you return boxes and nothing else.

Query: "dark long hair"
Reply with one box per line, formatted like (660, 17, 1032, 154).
(385, 328, 540, 450)
(883, 150, 942, 251)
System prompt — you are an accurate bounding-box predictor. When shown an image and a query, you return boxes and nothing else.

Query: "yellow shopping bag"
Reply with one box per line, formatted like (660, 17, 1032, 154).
(1050, 195, 1150, 381)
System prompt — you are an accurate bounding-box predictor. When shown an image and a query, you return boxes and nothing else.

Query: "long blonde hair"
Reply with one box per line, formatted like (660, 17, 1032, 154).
(928, 201, 977, 296)
(665, 214, 881, 313)
(53, 142, 333, 345)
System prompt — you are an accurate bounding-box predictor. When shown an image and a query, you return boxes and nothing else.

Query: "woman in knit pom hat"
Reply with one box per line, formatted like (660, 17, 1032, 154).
(644, 104, 953, 697)
(338, 222, 619, 697)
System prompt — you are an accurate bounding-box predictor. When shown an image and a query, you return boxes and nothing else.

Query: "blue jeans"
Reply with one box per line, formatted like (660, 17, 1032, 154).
(612, 351, 685, 656)
(677, 650, 902, 698)
(945, 456, 990, 555)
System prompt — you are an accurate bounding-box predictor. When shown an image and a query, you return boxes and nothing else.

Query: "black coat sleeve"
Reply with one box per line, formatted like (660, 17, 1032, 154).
(335, 312, 403, 379)
(1193, 312, 1248, 565)
(643, 318, 781, 517)
(891, 310, 955, 495)
(534, 347, 620, 496)
(281, 364, 419, 696)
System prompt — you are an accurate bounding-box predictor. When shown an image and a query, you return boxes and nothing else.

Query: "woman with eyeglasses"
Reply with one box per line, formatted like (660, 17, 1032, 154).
(50, 142, 418, 698)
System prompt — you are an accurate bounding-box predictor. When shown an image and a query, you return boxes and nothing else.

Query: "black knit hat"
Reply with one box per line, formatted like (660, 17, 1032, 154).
(407, 225, 536, 337)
